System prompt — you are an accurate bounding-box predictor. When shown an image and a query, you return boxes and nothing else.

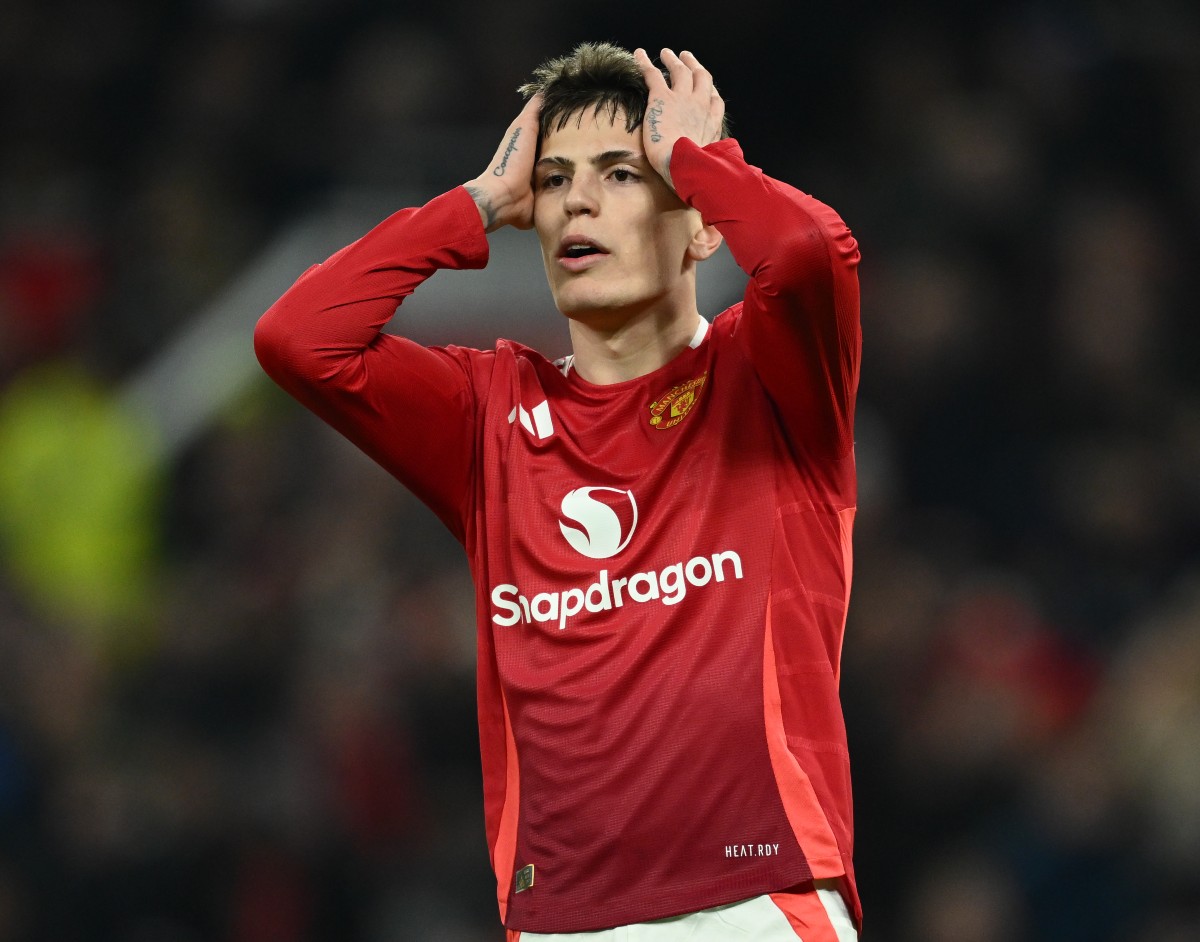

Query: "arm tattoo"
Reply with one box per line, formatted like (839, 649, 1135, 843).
(492, 127, 522, 177)
(647, 98, 665, 143)
(465, 184, 497, 229)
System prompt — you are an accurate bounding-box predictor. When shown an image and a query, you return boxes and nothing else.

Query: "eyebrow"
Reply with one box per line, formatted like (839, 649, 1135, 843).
(534, 149, 642, 171)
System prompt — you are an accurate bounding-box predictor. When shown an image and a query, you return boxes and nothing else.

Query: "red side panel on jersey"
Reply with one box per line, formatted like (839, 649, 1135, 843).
(490, 694, 521, 921)
(762, 599, 844, 870)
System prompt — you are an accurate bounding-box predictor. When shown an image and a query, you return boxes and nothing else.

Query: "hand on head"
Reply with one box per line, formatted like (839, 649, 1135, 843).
(633, 48, 726, 190)
(466, 93, 542, 232)
(466, 46, 725, 233)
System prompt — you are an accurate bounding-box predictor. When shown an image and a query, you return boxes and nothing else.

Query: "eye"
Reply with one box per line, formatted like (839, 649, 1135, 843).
(540, 172, 568, 189)
(610, 168, 641, 183)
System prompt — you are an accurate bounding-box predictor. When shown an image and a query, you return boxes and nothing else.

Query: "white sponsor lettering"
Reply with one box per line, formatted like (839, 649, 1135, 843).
(490, 550, 744, 630)
(724, 843, 782, 858)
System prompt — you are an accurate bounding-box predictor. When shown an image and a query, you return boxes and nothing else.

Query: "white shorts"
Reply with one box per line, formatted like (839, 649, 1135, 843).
(509, 884, 858, 942)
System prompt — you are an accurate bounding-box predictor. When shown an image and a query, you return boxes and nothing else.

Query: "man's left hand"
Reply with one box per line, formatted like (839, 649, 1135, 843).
(633, 47, 725, 191)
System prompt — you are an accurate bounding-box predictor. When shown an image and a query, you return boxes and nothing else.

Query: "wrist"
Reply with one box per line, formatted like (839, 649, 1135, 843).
(466, 176, 525, 233)
(465, 179, 499, 232)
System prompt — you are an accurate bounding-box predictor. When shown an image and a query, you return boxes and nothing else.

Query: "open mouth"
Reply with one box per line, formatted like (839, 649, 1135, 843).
(557, 236, 609, 260)
(563, 244, 603, 259)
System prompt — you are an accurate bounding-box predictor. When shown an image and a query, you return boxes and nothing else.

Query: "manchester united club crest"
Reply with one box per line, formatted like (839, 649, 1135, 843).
(648, 373, 708, 430)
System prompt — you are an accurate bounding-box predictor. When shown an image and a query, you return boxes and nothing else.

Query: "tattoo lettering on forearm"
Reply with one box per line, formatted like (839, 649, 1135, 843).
(492, 127, 522, 177)
(465, 185, 497, 229)
(647, 98, 665, 143)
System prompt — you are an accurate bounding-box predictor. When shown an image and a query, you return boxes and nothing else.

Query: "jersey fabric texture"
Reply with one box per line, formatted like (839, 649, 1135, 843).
(255, 137, 862, 935)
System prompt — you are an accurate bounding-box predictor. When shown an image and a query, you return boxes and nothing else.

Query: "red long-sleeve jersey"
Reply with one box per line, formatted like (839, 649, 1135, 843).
(255, 137, 862, 934)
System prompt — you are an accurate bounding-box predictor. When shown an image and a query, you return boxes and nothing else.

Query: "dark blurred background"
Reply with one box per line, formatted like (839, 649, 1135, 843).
(1, 1, 1198, 940)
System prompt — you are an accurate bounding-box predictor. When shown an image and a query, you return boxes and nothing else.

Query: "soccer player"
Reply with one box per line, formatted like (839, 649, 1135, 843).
(255, 42, 862, 941)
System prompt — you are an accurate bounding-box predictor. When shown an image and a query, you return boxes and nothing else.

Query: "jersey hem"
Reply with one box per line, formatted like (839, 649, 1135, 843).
(502, 862, 818, 935)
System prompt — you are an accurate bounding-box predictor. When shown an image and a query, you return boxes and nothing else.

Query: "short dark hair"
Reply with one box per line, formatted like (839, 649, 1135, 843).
(518, 41, 729, 139)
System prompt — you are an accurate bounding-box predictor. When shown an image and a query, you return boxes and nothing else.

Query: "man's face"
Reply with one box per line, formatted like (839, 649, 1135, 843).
(532, 108, 702, 323)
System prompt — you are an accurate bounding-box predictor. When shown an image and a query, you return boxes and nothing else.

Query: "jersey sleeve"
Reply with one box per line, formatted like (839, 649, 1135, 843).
(670, 138, 861, 459)
(253, 186, 491, 542)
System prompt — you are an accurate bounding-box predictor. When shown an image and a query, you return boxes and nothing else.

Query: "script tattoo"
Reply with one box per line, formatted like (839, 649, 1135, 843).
(465, 184, 497, 230)
(492, 127, 522, 177)
(647, 98, 665, 143)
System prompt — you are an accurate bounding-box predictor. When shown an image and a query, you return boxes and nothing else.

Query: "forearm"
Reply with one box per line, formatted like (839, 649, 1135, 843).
(253, 186, 489, 392)
(672, 137, 861, 457)
(670, 138, 858, 294)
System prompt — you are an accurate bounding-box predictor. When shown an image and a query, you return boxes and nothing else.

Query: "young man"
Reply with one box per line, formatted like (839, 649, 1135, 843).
(256, 43, 862, 941)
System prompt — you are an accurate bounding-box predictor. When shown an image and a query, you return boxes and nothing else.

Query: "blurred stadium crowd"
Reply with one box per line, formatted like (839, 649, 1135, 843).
(1, 1, 1198, 940)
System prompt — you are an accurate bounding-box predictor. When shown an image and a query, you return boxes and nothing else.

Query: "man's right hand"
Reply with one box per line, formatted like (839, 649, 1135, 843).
(465, 95, 542, 233)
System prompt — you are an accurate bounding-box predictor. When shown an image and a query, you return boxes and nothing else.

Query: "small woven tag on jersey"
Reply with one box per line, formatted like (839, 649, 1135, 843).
(514, 864, 535, 893)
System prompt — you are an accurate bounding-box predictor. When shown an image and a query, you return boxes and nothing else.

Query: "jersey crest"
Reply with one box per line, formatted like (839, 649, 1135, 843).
(648, 373, 707, 430)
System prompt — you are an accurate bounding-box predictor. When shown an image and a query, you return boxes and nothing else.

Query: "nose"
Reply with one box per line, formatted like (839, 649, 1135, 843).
(563, 172, 600, 216)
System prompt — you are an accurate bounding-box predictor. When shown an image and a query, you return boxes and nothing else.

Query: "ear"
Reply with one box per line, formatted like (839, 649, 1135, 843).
(686, 222, 723, 262)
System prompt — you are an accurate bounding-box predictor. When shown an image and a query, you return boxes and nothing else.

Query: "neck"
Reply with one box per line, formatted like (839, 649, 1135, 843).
(567, 305, 703, 385)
